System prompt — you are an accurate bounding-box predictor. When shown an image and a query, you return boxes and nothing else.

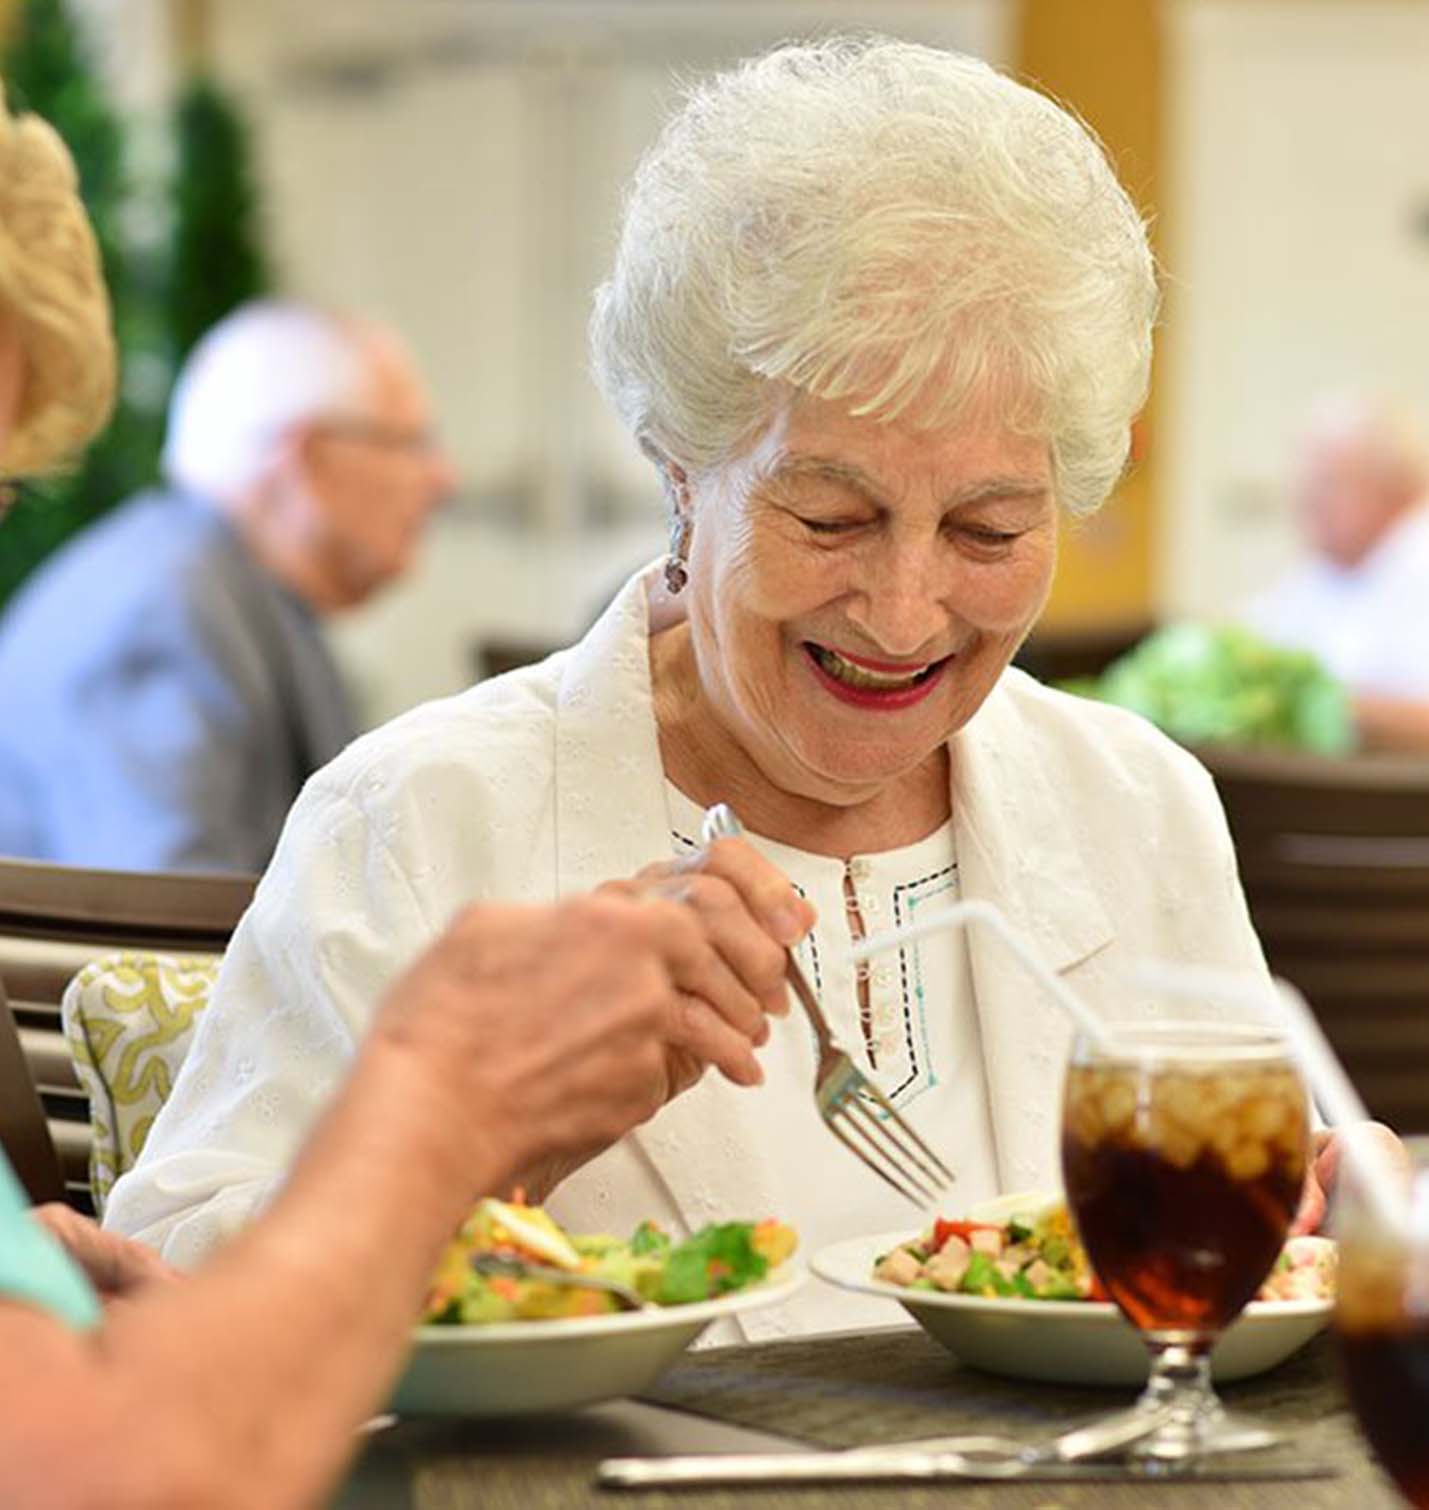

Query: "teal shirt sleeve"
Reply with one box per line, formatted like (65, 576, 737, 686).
(0, 1153, 101, 1330)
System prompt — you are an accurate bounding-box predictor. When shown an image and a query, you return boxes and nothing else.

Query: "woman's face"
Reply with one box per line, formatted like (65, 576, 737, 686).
(682, 394, 1058, 807)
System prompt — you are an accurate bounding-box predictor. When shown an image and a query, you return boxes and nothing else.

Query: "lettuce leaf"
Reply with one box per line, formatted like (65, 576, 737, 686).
(657, 1222, 769, 1305)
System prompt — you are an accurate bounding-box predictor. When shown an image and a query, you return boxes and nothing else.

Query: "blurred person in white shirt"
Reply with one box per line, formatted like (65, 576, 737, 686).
(1243, 395, 1429, 753)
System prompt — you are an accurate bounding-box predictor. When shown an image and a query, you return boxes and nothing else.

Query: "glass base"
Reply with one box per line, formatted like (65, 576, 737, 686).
(1129, 1399, 1279, 1466)
(1126, 1338, 1282, 1466)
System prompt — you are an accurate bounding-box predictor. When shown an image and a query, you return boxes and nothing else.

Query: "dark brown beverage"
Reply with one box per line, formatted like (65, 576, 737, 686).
(1339, 1242, 1429, 1508)
(1063, 1060, 1308, 1341)
(1340, 1325, 1429, 1508)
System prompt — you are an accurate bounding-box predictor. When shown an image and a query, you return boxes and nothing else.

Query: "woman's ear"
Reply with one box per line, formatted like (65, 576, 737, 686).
(639, 438, 690, 514)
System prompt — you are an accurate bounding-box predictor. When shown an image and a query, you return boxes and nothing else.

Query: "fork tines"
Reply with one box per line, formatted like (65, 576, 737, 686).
(821, 1070, 956, 1209)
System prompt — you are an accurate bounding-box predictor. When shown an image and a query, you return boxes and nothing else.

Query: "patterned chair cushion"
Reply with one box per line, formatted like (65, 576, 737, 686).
(61, 951, 219, 1215)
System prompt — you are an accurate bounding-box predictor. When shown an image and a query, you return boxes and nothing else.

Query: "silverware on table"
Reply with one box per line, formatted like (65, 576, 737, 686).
(595, 1449, 1336, 1488)
(468, 1253, 653, 1312)
(598, 1406, 1166, 1487)
(596, 1405, 1338, 1489)
(701, 801, 956, 1208)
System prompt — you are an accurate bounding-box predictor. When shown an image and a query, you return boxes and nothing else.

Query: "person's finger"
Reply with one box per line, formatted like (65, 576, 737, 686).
(101, 1234, 180, 1294)
(629, 896, 772, 1045)
(33, 1204, 178, 1295)
(663, 871, 790, 1020)
(663, 993, 764, 1088)
(682, 838, 815, 948)
(1290, 1168, 1326, 1235)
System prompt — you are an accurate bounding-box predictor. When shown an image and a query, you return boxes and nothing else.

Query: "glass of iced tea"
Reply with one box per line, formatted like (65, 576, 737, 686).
(1337, 1136, 1429, 1507)
(1061, 1021, 1311, 1463)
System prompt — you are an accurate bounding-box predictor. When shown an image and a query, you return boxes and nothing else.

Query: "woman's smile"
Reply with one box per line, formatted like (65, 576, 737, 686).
(802, 641, 953, 709)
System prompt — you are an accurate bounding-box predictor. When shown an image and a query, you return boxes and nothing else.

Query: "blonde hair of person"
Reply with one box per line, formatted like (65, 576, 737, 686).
(0, 81, 116, 476)
(591, 35, 1158, 516)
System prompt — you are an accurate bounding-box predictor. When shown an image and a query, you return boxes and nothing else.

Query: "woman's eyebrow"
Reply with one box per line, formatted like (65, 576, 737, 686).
(769, 455, 882, 500)
(945, 478, 1050, 508)
(770, 454, 1048, 510)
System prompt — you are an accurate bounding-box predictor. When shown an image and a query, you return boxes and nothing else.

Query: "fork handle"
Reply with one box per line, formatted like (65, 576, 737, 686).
(785, 954, 838, 1054)
(703, 805, 839, 1054)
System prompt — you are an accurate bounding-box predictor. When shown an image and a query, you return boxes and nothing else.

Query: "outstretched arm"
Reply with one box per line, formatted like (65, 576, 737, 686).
(0, 893, 776, 1510)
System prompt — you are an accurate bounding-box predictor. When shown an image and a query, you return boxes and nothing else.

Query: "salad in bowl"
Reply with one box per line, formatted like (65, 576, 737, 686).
(872, 1191, 1336, 1305)
(811, 1191, 1334, 1387)
(422, 1197, 798, 1324)
(396, 1198, 801, 1415)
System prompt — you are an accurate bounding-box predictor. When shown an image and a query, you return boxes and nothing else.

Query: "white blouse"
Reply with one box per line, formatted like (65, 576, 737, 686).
(106, 564, 1271, 1345)
(665, 784, 1002, 1292)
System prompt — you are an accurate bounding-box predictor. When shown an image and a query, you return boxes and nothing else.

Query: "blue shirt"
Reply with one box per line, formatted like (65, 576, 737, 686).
(0, 488, 356, 873)
(0, 1153, 100, 1329)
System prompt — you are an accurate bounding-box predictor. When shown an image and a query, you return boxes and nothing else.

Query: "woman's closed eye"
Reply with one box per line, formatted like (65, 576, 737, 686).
(796, 514, 866, 536)
(950, 519, 1034, 557)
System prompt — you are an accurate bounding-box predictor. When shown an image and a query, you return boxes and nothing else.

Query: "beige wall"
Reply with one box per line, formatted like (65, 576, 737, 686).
(1161, 0, 1429, 621)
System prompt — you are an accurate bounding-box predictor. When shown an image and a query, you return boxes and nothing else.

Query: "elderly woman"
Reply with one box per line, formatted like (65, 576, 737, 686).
(109, 37, 1359, 1336)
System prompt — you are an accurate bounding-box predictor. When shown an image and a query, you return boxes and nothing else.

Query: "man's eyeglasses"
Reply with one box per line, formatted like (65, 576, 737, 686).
(312, 416, 443, 456)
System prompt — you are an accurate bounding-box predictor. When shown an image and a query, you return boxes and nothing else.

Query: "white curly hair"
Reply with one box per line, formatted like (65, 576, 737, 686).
(591, 35, 1158, 516)
(0, 83, 115, 476)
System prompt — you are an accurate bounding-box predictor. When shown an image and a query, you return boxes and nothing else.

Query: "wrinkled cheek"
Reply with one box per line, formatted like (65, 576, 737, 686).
(973, 559, 1055, 634)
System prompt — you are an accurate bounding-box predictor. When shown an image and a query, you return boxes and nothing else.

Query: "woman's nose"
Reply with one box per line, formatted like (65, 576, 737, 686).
(845, 547, 950, 657)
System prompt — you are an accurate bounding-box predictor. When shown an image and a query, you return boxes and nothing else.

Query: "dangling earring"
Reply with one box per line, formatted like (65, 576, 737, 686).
(664, 510, 691, 595)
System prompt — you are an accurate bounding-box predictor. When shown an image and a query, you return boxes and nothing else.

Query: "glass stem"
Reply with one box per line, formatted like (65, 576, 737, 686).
(1136, 1338, 1219, 1459)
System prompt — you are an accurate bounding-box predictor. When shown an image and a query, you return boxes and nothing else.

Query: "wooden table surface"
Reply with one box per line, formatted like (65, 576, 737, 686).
(333, 1327, 1403, 1509)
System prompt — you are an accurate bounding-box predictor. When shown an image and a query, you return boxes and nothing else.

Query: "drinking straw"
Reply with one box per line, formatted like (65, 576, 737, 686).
(849, 898, 1112, 1048)
(1130, 958, 1405, 1233)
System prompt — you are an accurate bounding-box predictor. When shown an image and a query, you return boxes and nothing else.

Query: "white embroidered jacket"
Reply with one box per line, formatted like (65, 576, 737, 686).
(106, 565, 1271, 1338)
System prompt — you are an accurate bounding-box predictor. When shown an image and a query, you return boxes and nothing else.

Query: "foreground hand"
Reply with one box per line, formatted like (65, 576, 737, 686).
(1291, 1122, 1407, 1234)
(31, 1203, 177, 1298)
(599, 836, 815, 1097)
(373, 891, 784, 1186)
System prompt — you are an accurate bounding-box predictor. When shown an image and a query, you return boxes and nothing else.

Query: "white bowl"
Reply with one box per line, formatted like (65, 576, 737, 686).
(391, 1264, 805, 1416)
(812, 1231, 1330, 1388)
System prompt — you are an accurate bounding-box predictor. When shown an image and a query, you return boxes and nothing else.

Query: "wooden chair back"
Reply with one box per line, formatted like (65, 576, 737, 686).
(0, 858, 255, 1211)
(1202, 747, 1429, 1132)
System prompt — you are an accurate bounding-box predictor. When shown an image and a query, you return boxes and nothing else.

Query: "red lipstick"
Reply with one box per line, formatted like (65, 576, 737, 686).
(802, 643, 951, 711)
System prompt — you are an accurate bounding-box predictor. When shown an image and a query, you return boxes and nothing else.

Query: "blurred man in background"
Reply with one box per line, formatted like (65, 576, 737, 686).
(1244, 394, 1429, 753)
(0, 300, 454, 872)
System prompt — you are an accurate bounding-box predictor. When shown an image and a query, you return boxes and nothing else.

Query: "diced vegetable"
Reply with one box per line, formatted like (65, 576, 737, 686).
(932, 1218, 1001, 1250)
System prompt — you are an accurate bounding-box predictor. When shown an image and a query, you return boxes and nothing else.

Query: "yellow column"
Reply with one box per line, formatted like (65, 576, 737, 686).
(0, 0, 20, 45)
(171, 0, 211, 70)
(1014, 0, 1161, 633)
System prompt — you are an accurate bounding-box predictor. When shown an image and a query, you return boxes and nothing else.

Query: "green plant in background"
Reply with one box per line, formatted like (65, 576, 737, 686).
(0, 1, 271, 611)
(166, 74, 271, 370)
(1, 0, 168, 609)
(1064, 623, 1355, 755)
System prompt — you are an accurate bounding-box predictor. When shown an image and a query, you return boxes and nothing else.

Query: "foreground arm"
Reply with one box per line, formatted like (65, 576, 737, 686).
(0, 895, 760, 1510)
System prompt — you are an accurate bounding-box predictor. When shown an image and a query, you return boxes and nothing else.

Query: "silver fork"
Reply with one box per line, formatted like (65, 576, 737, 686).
(700, 803, 956, 1208)
(469, 1253, 653, 1312)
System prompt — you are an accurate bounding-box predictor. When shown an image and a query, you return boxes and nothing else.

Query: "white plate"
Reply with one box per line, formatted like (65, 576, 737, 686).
(391, 1264, 806, 1417)
(812, 1232, 1330, 1388)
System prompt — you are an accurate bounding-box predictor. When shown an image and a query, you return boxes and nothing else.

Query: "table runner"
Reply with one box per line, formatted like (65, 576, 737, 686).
(338, 1329, 1403, 1509)
(640, 1327, 1401, 1506)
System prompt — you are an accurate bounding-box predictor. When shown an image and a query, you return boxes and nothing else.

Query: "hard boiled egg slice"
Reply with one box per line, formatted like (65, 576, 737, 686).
(479, 1198, 583, 1271)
